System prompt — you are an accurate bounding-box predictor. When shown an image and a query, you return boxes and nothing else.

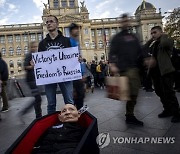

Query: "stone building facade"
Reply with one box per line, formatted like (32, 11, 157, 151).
(0, 0, 163, 77)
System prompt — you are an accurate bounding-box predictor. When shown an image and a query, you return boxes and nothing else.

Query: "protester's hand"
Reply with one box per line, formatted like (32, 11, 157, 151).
(30, 60, 35, 68)
(109, 63, 119, 74)
(144, 57, 156, 68)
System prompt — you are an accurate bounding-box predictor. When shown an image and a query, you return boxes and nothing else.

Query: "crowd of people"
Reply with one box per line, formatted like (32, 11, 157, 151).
(0, 14, 180, 126)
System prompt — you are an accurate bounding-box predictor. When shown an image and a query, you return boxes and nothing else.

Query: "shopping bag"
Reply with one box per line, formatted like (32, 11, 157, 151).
(106, 76, 130, 101)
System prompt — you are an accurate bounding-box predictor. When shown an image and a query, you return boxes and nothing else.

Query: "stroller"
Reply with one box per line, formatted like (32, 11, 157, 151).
(5, 111, 99, 154)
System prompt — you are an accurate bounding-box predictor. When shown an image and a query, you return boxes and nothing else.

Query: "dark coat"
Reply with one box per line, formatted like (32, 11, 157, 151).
(109, 29, 142, 72)
(0, 58, 8, 81)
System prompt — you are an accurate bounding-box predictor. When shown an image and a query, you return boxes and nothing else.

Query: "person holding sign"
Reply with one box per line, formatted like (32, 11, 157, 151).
(38, 15, 74, 114)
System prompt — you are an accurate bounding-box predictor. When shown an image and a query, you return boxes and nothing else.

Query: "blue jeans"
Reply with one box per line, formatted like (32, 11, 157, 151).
(45, 81, 73, 114)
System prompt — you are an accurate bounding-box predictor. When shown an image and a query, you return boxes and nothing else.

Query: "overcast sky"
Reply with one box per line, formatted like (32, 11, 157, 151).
(0, 0, 179, 25)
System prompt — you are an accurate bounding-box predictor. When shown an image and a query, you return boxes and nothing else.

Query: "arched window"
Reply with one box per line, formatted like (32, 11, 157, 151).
(54, 0, 59, 8)
(69, 0, 75, 7)
(98, 40, 103, 48)
(9, 60, 14, 68)
(16, 46, 21, 55)
(24, 46, 28, 54)
(1, 48, 6, 56)
(101, 53, 105, 60)
(17, 60, 22, 67)
(9, 47, 14, 56)
(85, 41, 89, 48)
(94, 54, 98, 62)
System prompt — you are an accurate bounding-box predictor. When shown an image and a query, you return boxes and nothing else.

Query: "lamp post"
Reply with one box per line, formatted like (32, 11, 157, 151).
(101, 19, 108, 61)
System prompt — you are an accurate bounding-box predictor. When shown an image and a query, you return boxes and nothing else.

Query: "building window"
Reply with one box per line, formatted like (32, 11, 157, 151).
(30, 34, 36, 41)
(91, 41, 95, 49)
(16, 46, 21, 55)
(23, 35, 28, 42)
(105, 29, 109, 35)
(69, 0, 75, 7)
(17, 60, 22, 67)
(0, 36, 5, 43)
(61, 0, 67, 7)
(85, 41, 89, 48)
(64, 27, 70, 37)
(91, 30, 95, 37)
(1, 48, 6, 56)
(9, 47, 14, 56)
(54, 0, 59, 8)
(24, 46, 28, 54)
(8, 35, 13, 43)
(101, 53, 105, 60)
(111, 28, 116, 35)
(94, 54, 98, 61)
(98, 40, 103, 48)
(9, 60, 14, 68)
(15, 35, 21, 42)
(84, 28, 88, 35)
(97, 29, 102, 36)
(38, 33, 42, 41)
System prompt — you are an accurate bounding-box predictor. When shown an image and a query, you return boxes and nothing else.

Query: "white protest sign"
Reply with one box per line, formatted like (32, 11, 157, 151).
(32, 46, 82, 85)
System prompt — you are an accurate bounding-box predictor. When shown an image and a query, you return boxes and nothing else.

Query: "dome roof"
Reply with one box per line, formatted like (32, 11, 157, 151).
(135, 0, 156, 14)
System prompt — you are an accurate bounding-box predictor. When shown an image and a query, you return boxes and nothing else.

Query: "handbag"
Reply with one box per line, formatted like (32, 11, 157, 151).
(106, 75, 130, 101)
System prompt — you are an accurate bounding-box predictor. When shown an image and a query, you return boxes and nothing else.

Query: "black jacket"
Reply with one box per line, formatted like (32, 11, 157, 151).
(109, 29, 142, 72)
(24, 53, 35, 82)
(0, 58, 8, 81)
(32, 122, 85, 154)
(38, 31, 71, 52)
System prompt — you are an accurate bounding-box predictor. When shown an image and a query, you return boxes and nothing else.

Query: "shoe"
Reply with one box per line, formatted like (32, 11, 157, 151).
(171, 115, 180, 123)
(158, 110, 172, 118)
(126, 115, 144, 126)
(1, 108, 9, 113)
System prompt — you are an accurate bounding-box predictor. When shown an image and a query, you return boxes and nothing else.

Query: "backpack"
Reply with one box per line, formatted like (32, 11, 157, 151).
(96, 65, 101, 73)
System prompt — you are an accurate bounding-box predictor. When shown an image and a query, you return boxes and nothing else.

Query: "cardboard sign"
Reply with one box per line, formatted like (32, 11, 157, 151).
(32, 47, 82, 85)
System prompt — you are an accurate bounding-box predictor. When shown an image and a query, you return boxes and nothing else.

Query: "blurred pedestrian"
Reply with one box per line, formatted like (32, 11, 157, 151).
(0, 53, 9, 112)
(109, 13, 143, 126)
(144, 26, 180, 123)
(90, 60, 98, 87)
(0, 52, 9, 120)
(21, 41, 42, 119)
(69, 23, 85, 110)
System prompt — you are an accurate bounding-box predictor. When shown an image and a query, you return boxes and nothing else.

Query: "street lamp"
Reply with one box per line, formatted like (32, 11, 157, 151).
(101, 19, 108, 61)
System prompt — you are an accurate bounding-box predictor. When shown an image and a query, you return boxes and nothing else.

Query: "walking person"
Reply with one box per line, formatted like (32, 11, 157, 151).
(144, 26, 180, 123)
(38, 15, 74, 114)
(0, 52, 9, 120)
(109, 13, 143, 126)
(0, 53, 9, 112)
(20, 41, 42, 119)
(69, 23, 85, 110)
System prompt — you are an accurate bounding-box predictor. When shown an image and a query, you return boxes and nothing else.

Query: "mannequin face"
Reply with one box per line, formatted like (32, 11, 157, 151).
(58, 104, 80, 122)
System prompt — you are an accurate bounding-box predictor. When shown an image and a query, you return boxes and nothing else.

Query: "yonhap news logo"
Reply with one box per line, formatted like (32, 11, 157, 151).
(96, 133, 111, 148)
(96, 132, 175, 149)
